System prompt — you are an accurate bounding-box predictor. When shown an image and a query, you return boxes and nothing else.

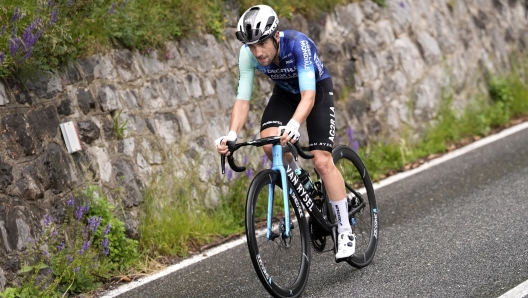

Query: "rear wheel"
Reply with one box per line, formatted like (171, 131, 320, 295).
(245, 169, 311, 298)
(332, 145, 379, 268)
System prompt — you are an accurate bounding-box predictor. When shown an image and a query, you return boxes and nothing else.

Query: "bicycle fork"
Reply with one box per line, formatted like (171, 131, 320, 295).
(267, 144, 292, 239)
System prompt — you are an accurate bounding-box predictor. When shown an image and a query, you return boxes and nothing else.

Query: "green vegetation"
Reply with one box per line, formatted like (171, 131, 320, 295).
(138, 146, 266, 257)
(0, 0, 377, 82)
(1, 186, 140, 297)
(113, 110, 128, 140)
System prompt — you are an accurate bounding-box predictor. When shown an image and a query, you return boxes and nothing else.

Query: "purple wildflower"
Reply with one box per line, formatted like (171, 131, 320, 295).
(49, 6, 59, 26)
(400, 1, 405, 8)
(88, 216, 102, 233)
(108, 2, 116, 15)
(347, 127, 360, 152)
(42, 250, 49, 256)
(246, 168, 253, 178)
(0, 52, 4, 64)
(44, 214, 54, 226)
(226, 168, 233, 181)
(74, 267, 80, 273)
(103, 223, 112, 235)
(57, 241, 65, 251)
(66, 255, 73, 266)
(78, 240, 90, 255)
(11, 7, 20, 23)
(67, 0, 75, 6)
(75, 206, 84, 221)
(67, 197, 74, 207)
(9, 32, 21, 58)
(47, 0, 53, 9)
(75, 204, 90, 221)
(120, 0, 128, 8)
(100, 238, 110, 256)
(27, 237, 34, 243)
(261, 154, 269, 168)
(52, 230, 59, 237)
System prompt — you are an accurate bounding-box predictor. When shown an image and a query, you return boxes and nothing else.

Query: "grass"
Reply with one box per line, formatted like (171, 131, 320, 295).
(137, 146, 261, 259)
(0, 0, 376, 82)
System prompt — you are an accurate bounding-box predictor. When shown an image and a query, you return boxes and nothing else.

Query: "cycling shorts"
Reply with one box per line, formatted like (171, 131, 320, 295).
(260, 78, 336, 152)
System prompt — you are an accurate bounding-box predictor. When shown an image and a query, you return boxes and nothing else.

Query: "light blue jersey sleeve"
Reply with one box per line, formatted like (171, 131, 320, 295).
(294, 38, 316, 92)
(236, 46, 256, 101)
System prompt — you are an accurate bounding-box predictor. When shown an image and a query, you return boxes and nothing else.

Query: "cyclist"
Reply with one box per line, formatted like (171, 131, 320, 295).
(215, 4, 355, 259)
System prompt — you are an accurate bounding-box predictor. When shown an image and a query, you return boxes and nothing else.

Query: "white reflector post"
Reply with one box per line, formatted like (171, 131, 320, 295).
(60, 121, 82, 153)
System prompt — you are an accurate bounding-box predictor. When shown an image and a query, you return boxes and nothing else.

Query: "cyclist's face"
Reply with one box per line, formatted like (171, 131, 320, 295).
(248, 36, 277, 66)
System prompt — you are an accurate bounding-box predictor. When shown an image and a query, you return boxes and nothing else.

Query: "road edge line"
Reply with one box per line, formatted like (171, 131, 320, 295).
(497, 279, 528, 298)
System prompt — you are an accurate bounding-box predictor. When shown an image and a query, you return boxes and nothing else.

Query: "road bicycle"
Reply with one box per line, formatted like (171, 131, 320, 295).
(221, 136, 378, 298)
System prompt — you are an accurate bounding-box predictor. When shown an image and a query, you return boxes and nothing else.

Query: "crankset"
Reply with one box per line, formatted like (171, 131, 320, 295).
(308, 217, 326, 252)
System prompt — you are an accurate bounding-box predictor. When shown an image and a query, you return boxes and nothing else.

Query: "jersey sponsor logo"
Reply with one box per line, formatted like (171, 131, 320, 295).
(314, 53, 325, 77)
(300, 40, 313, 70)
(270, 73, 298, 80)
(306, 71, 315, 78)
(261, 67, 297, 74)
(285, 59, 294, 64)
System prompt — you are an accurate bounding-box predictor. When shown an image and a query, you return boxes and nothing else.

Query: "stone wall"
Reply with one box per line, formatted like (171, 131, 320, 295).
(0, 0, 527, 285)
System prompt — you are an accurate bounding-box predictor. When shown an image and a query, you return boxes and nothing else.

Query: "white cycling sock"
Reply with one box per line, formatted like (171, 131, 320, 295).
(330, 198, 352, 234)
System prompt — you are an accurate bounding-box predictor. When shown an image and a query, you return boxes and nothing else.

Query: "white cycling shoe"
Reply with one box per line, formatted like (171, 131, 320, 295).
(336, 231, 356, 259)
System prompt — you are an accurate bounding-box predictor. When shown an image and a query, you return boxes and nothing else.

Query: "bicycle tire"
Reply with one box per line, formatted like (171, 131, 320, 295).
(246, 169, 311, 298)
(332, 145, 379, 268)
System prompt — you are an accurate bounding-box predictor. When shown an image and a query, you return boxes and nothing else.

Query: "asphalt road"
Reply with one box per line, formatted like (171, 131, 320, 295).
(109, 125, 528, 298)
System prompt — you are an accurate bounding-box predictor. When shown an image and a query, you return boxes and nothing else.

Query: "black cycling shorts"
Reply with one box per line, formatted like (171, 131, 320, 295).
(260, 78, 336, 152)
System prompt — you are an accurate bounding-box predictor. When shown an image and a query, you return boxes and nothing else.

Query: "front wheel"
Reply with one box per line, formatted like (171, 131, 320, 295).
(332, 145, 379, 268)
(245, 169, 311, 298)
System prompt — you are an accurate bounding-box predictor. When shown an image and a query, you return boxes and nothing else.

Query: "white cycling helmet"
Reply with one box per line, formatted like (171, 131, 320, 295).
(235, 5, 279, 45)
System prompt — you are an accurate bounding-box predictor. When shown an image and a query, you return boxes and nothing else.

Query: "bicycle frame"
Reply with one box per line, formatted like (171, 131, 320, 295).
(268, 143, 335, 240)
(222, 136, 337, 241)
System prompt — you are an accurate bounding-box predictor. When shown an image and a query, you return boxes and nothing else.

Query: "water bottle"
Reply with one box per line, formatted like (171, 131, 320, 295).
(294, 168, 318, 198)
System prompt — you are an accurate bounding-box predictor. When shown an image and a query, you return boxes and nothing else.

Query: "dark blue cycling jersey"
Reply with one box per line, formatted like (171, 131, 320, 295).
(237, 30, 331, 100)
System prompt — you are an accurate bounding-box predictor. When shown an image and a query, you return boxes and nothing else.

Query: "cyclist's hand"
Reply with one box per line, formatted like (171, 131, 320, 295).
(215, 131, 237, 156)
(278, 119, 300, 145)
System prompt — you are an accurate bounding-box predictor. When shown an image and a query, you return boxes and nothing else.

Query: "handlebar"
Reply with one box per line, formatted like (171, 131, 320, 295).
(221, 136, 314, 174)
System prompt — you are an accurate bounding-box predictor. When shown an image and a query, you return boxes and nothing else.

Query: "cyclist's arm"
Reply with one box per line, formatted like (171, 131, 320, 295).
(229, 46, 255, 135)
(292, 90, 315, 125)
(292, 37, 317, 125)
(229, 99, 250, 134)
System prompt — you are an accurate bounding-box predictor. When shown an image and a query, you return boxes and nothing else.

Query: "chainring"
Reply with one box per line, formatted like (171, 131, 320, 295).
(309, 217, 326, 252)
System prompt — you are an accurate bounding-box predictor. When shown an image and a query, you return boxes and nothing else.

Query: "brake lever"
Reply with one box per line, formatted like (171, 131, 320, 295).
(287, 142, 299, 161)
